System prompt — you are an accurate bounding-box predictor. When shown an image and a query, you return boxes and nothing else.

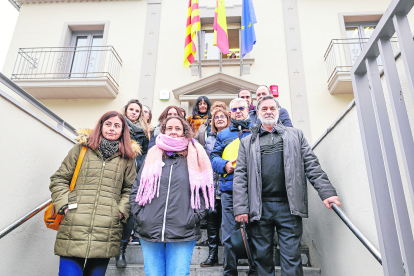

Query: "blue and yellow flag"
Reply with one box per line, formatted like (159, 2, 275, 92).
(241, 0, 257, 57)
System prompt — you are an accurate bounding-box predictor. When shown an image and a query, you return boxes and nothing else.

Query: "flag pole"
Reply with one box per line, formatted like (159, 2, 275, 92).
(197, 31, 202, 78)
(219, 50, 222, 72)
(239, 28, 243, 76)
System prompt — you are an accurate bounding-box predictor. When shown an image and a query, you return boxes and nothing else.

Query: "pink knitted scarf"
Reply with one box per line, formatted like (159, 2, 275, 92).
(135, 134, 215, 210)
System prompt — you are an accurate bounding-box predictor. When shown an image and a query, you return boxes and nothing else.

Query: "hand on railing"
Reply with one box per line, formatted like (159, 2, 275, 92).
(323, 196, 341, 209)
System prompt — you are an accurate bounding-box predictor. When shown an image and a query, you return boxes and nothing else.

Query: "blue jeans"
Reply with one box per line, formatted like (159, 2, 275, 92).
(221, 192, 242, 275)
(58, 256, 109, 276)
(140, 239, 196, 276)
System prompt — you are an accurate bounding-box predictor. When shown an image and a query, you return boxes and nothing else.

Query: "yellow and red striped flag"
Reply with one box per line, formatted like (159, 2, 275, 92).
(183, 0, 200, 68)
(213, 0, 229, 55)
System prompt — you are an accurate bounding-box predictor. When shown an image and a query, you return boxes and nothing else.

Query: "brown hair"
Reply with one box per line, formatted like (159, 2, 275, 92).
(159, 116, 193, 159)
(177, 107, 187, 119)
(122, 99, 143, 119)
(211, 101, 227, 113)
(211, 108, 231, 133)
(157, 106, 184, 123)
(143, 105, 152, 124)
(122, 99, 151, 138)
(88, 111, 135, 159)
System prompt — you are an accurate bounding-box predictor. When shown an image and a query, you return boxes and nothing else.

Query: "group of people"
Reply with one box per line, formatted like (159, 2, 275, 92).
(49, 85, 341, 276)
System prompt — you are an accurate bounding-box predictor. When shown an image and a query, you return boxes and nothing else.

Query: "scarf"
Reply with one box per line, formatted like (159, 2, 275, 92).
(231, 117, 252, 131)
(125, 117, 146, 141)
(99, 137, 119, 160)
(249, 104, 255, 112)
(135, 134, 214, 210)
(197, 112, 208, 118)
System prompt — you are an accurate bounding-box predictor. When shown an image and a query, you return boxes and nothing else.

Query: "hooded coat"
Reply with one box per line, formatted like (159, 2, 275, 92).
(49, 129, 140, 258)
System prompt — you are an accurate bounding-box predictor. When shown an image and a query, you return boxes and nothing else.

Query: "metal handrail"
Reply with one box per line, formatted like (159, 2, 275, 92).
(0, 201, 383, 267)
(331, 203, 382, 265)
(0, 72, 77, 135)
(0, 200, 51, 240)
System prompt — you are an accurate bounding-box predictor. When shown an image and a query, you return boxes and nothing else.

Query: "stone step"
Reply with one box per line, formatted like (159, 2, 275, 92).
(109, 244, 311, 267)
(105, 264, 321, 276)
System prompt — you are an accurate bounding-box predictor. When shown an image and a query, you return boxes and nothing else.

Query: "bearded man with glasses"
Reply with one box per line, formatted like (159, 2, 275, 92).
(210, 98, 254, 275)
(233, 95, 340, 276)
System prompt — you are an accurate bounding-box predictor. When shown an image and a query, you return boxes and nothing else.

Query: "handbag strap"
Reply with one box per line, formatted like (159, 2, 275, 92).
(69, 146, 87, 192)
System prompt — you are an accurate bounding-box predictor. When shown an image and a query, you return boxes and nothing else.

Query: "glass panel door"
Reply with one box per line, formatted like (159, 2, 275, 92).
(86, 35, 103, 77)
(70, 36, 88, 77)
(68, 31, 104, 78)
(346, 27, 364, 65)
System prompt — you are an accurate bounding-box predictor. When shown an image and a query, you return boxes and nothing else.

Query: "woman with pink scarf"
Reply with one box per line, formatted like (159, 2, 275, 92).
(129, 116, 215, 276)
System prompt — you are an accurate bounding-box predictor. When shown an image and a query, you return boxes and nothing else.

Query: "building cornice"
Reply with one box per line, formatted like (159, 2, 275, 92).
(16, 0, 139, 5)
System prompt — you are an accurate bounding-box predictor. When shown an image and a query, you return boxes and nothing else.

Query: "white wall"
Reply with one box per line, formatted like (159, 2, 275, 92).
(303, 55, 414, 275)
(0, 88, 75, 276)
(302, 106, 383, 276)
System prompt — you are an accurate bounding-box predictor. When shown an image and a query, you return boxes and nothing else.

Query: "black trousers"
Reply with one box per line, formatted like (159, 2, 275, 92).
(249, 201, 303, 276)
(206, 199, 222, 256)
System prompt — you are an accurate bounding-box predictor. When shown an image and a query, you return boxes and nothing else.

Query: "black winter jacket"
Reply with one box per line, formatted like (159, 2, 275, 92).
(130, 154, 207, 242)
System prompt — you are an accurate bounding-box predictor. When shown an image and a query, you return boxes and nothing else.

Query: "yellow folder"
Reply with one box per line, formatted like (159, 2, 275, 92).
(222, 138, 240, 177)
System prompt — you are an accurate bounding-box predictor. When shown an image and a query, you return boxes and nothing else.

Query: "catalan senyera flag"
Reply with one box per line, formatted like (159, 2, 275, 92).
(183, 0, 200, 68)
(213, 0, 229, 55)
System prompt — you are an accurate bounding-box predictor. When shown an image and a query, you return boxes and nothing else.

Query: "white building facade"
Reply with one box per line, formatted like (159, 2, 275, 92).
(3, 0, 407, 142)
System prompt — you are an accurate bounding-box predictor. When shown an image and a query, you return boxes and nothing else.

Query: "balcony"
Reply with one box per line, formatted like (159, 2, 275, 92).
(324, 38, 399, 94)
(11, 46, 122, 99)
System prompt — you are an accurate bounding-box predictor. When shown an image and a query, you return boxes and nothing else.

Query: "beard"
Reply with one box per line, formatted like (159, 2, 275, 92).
(259, 114, 279, 126)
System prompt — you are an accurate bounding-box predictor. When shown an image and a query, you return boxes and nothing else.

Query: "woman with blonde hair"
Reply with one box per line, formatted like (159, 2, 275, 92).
(50, 111, 140, 276)
(194, 101, 227, 145)
(130, 116, 215, 275)
(199, 107, 231, 267)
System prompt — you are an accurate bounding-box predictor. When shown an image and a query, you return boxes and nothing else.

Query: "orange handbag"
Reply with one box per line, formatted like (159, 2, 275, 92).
(44, 146, 87, 231)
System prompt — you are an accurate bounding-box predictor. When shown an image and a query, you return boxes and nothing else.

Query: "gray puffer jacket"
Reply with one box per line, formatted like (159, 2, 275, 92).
(233, 123, 337, 220)
(130, 154, 207, 242)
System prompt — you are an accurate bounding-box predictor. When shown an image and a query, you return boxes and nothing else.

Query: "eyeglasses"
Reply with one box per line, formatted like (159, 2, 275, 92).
(231, 107, 246, 112)
(214, 115, 227, 120)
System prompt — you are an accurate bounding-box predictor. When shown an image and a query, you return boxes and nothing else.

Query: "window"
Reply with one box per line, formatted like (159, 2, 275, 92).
(68, 31, 104, 78)
(345, 21, 378, 65)
(200, 25, 241, 59)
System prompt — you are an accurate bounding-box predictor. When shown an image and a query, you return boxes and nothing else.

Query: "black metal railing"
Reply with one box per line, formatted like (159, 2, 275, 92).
(11, 46, 122, 88)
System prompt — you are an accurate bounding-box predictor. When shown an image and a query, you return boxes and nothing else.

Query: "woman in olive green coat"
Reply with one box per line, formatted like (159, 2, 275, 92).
(50, 111, 140, 276)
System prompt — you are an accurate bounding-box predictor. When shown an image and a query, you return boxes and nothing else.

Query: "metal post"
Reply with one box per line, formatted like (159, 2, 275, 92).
(198, 31, 202, 78)
(366, 56, 414, 275)
(393, 14, 414, 106)
(239, 28, 243, 76)
(352, 71, 405, 276)
(378, 37, 414, 213)
(219, 50, 222, 72)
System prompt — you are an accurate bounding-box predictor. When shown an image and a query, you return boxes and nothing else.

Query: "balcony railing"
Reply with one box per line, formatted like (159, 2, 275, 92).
(324, 38, 400, 85)
(11, 46, 122, 88)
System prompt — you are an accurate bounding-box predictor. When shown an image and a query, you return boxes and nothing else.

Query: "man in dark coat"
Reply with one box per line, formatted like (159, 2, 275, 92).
(248, 86, 293, 127)
(233, 95, 341, 276)
(210, 98, 254, 275)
